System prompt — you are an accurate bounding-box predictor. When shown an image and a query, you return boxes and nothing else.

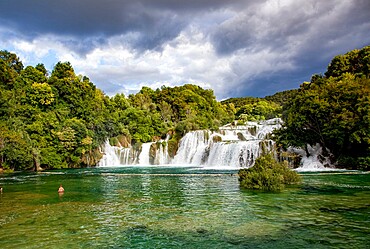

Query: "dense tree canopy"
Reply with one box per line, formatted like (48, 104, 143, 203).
(1, 45, 369, 171)
(221, 96, 282, 122)
(275, 46, 370, 170)
(0, 51, 233, 171)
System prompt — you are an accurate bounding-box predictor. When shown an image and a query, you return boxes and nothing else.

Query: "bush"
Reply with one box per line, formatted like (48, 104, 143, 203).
(238, 154, 301, 191)
(337, 156, 370, 171)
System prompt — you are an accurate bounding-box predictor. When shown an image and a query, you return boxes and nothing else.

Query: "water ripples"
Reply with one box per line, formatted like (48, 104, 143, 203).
(0, 168, 369, 248)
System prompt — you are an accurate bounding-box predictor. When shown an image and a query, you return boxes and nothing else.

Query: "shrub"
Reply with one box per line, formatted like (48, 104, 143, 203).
(238, 154, 301, 191)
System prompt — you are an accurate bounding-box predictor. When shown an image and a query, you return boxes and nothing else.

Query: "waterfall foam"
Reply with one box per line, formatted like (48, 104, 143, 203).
(290, 144, 335, 172)
(171, 119, 282, 168)
(98, 140, 134, 167)
(99, 118, 334, 170)
(138, 142, 153, 165)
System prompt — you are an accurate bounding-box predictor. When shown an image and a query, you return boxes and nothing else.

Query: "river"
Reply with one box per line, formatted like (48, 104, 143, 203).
(0, 167, 369, 248)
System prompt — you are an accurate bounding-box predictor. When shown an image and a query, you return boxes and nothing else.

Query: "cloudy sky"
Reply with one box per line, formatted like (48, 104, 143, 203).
(1, 0, 369, 99)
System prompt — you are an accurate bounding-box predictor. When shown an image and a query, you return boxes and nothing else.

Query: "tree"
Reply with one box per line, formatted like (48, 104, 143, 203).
(29, 82, 55, 106)
(276, 72, 370, 169)
(0, 121, 34, 171)
(236, 100, 282, 122)
(325, 46, 370, 78)
(0, 50, 23, 89)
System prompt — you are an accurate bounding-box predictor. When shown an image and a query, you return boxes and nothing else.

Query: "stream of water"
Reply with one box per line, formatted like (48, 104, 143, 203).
(0, 167, 369, 248)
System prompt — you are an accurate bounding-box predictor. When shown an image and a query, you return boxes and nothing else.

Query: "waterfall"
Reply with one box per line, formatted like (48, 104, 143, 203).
(98, 140, 134, 166)
(205, 141, 261, 168)
(98, 118, 284, 168)
(138, 142, 153, 165)
(291, 144, 335, 172)
(172, 130, 209, 165)
(156, 140, 170, 165)
(171, 119, 282, 168)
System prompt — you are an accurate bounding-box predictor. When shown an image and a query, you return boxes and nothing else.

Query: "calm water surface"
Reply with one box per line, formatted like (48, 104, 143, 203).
(0, 167, 369, 248)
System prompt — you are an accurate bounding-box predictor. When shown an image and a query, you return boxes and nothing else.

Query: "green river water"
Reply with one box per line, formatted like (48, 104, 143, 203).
(0, 167, 369, 248)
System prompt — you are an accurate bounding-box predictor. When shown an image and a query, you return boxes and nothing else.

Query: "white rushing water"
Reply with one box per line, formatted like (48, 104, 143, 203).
(138, 142, 153, 165)
(291, 144, 335, 172)
(98, 140, 134, 167)
(172, 119, 281, 168)
(97, 118, 336, 170)
(98, 118, 284, 168)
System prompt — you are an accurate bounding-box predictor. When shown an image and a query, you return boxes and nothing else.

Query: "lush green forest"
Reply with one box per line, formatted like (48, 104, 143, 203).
(275, 45, 370, 170)
(0, 51, 239, 171)
(0, 45, 369, 171)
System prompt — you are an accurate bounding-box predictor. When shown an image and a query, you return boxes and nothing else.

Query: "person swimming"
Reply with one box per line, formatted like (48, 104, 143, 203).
(58, 184, 64, 193)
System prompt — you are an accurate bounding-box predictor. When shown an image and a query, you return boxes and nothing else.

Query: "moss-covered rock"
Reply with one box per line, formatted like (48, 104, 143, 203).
(212, 135, 222, 143)
(167, 138, 179, 158)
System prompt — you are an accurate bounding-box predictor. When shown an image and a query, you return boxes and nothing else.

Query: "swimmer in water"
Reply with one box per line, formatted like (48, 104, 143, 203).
(58, 184, 64, 193)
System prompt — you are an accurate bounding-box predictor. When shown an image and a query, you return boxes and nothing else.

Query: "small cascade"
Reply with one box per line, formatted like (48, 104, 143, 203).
(205, 140, 260, 168)
(138, 142, 153, 165)
(98, 140, 134, 167)
(172, 130, 209, 165)
(155, 136, 171, 165)
(290, 144, 334, 172)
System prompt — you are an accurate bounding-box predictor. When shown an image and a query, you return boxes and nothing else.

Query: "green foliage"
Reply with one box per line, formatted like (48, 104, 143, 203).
(0, 50, 23, 88)
(221, 96, 259, 109)
(337, 156, 370, 171)
(264, 89, 299, 107)
(29, 82, 55, 106)
(0, 120, 34, 171)
(221, 96, 283, 122)
(2, 46, 368, 171)
(276, 46, 370, 169)
(238, 154, 301, 191)
(325, 46, 370, 78)
(236, 100, 282, 122)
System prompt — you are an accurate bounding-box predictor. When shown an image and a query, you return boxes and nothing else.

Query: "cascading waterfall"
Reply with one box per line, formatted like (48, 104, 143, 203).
(172, 130, 209, 165)
(98, 140, 135, 167)
(97, 118, 334, 170)
(290, 144, 335, 172)
(154, 135, 171, 165)
(138, 142, 153, 165)
(97, 118, 337, 170)
(172, 118, 281, 168)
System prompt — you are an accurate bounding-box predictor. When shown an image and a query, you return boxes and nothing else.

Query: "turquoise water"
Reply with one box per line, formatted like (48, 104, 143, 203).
(0, 167, 369, 248)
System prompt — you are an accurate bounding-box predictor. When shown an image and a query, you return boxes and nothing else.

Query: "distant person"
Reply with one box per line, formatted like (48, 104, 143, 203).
(58, 184, 64, 193)
(0, 186, 3, 193)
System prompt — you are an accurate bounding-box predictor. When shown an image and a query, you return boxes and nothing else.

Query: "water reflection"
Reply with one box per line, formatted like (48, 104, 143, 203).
(0, 168, 369, 249)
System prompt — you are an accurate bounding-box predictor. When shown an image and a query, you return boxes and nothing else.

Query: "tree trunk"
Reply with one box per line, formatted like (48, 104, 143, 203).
(32, 148, 43, 171)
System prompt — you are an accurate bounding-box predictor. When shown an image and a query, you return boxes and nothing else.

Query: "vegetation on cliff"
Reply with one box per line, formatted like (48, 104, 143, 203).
(275, 46, 370, 170)
(0, 51, 234, 171)
(1, 45, 369, 171)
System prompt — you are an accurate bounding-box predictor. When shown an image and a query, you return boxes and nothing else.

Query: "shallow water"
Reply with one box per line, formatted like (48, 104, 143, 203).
(0, 167, 369, 248)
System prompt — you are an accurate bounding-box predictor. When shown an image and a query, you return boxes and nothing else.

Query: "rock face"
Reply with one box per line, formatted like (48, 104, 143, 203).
(82, 148, 103, 167)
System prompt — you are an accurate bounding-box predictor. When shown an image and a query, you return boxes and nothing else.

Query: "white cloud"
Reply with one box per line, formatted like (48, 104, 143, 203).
(0, 25, 304, 99)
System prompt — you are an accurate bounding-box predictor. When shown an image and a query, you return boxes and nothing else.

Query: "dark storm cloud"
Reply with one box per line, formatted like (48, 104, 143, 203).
(0, 0, 247, 53)
(0, 1, 181, 52)
(211, 0, 370, 55)
(208, 0, 370, 97)
(1, 0, 369, 98)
